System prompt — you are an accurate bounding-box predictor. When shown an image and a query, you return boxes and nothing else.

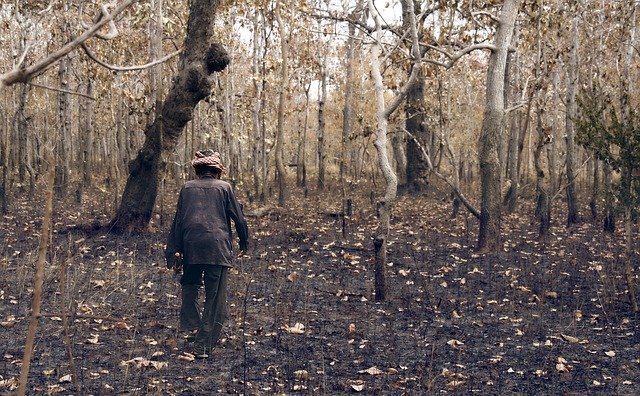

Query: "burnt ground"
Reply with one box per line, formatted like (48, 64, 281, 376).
(0, 184, 638, 395)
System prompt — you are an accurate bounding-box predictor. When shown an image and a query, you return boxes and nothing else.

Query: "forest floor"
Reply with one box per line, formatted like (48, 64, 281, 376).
(0, 182, 639, 395)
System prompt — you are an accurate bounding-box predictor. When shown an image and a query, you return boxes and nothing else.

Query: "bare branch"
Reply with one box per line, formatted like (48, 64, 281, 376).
(0, 0, 139, 87)
(82, 4, 120, 40)
(423, 42, 496, 69)
(28, 82, 96, 100)
(405, 130, 481, 219)
(472, 11, 500, 24)
(81, 43, 182, 72)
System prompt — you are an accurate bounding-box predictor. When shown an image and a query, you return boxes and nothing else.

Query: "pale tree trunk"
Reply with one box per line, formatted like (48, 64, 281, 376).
(274, 0, 289, 206)
(149, 0, 163, 118)
(251, 9, 266, 202)
(14, 84, 31, 186)
(369, 0, 421, 300)
(111, 0, 229, 232)
(588, 158, 599, 220)
(392, 131, 407, 185)
(297, 82, 310, 187)
(55, 11, 73, 198)
(17, 149, 55, 396)
(77, 79, 94, 203)
(0, 90, 8, 213)
(548, 71, 560, 195)
(603, 162, 615, 232)
(619, 2, 638, 312)
(477, 0, 521, 252)
(341, 4, 356, 181)
(504, 41, 520, 213)
(317, 58, 327, 190)
(403, 0, 429, 193)
(564, 16, 580, 226)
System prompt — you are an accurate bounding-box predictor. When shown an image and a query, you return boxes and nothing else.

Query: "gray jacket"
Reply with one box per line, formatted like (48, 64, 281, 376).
(165, 177, 248, 266)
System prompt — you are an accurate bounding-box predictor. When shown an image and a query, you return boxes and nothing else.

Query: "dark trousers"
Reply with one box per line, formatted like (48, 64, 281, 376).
(180, 264, 228, 349)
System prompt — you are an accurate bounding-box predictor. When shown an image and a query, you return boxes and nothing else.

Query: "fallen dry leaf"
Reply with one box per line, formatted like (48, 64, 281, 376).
(177, 353, 195, 362)
(358, 366, 384, 376)
(58, 374, 73, 383)
(282, 322, 305, 334)
(0, 315, 17, 328)
(447, 339, 464, 348)
(605, 350, 616, 357)
(560, 334, 580, 344)
(294, 369, 309, 381)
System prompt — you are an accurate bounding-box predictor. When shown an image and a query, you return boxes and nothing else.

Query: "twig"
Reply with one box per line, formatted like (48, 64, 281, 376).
(28, 82, 96, 100)
(17, 149, 55, 396)
(59, 254, 79, 390)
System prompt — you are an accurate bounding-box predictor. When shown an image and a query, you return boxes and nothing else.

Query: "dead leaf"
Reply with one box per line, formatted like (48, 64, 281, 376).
(294, 369, 309, 381)
(86, 334, 99, 344)
(178, 353, 195, 362)
(114, 321, 132, 330)
(447, 339, 464, 348)
(544, 291, 558, 299)
(0, 315, 17, 328)
(120, 357, 167, 370)
(348, 323, 356, 337)
(287, 272, 299, 282)
(58, 374, 73, 383)
(349, 380, 366, 392)
(605, 350, 616, 357)
(447, 380, 465, 388)
(47, 384, 65, 393)
(560, 334, 580, 344)
(358, 366, 384, 376)
(91, 279, 106, 288)
(282, 322, 305, 334)
(0, 377, 18, 391)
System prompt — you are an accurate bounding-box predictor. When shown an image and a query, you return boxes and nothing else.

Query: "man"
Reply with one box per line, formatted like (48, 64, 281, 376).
(165, 149, 249, 357)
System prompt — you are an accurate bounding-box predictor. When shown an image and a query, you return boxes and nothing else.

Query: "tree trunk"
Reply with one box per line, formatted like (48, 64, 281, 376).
(477, 0, 521, 252)
(251, 9, 266, 202)
(533, 108, 551, 238)
(603, 162, 615, 232)
(110, 0, 229, 233)
(565, 17, 580, 226)
(589, 157, 599, 221)
(274, 0, 289, 206)
(341, 10, 356, 182)
(317, 59, 327, 191)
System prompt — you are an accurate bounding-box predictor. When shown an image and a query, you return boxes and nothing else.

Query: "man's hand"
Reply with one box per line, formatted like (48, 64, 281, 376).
(166, 252, 183, 273)
(239, 240, 248, 255)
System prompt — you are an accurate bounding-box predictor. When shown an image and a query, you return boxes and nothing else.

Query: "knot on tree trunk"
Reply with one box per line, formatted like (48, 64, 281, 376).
(206, 43, 229, 73)
(185, 65, 211, 97)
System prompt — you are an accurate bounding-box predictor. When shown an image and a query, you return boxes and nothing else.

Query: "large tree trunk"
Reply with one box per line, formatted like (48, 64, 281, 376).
(477, 0, 521, 252)
(110, 0, 229, 233)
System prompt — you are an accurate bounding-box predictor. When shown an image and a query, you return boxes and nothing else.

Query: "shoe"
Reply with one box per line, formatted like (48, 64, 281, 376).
(184, 330, 198, 343)
(189, 343, 212, 359)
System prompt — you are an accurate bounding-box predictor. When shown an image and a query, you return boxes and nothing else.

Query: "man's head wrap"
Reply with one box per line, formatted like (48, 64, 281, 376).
(191, 149, 225, 172)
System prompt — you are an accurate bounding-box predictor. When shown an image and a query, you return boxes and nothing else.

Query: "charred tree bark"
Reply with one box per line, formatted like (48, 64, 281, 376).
(110, 0, 229, 233)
